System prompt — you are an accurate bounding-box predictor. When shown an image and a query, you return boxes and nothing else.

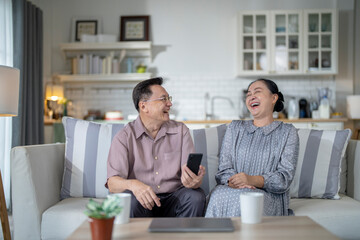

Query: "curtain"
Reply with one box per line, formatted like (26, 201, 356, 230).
(12, 0, 44, 147)
(0, 0, 14, 208)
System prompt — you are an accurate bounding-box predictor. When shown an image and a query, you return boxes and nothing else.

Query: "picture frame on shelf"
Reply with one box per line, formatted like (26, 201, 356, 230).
(120, 16, 150, 41)
(75, 20, 97, 41)
(70, 17, 102, 42)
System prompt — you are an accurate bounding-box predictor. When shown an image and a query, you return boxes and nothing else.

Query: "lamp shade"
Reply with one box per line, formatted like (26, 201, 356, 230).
(45, 83, 64, 101)
(347, 95, 360, 119)
(0, 65, 20, 116)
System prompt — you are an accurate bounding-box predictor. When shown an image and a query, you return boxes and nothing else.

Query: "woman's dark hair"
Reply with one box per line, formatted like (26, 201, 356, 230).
(132, 77, 163, 112)
(247, 78, 284, 112)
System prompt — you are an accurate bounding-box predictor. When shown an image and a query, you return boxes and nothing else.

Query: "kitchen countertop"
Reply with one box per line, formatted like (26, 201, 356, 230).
(45, 118, 348, 125)
(182, 118, 348, 124)
(44, 119, 62, 125)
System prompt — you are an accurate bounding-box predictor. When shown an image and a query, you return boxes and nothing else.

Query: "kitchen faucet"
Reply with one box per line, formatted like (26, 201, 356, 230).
(205, 92, 235, 120)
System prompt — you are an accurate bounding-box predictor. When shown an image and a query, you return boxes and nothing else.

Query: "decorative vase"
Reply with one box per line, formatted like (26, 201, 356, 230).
(89, 217, 115, 240)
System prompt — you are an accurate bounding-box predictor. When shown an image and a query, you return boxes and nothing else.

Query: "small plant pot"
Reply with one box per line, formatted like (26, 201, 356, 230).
(88, 217, 115, 240)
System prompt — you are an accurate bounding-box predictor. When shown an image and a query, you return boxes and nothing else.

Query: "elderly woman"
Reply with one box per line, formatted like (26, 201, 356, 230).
(205, 78, 299, 217)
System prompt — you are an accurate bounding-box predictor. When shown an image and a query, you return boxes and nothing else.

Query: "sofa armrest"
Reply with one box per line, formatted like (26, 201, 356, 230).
(11, 143, 65, 240)
(346, 140, 360, 201)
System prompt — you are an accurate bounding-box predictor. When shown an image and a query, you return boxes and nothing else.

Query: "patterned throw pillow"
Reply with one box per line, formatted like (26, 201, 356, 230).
(290, 128, 352, 199)
(190, 124, 228, 196)
(61, 117, 124, 199)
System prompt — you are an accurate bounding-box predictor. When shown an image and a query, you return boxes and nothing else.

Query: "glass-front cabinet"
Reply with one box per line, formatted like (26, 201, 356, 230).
(271, 11, 302, 74)
(238, 9, 337, 76)
(238, 12, 270, 74)
(304, 9, 337, 74)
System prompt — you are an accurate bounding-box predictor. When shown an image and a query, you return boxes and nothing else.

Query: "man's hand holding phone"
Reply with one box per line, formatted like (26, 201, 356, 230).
(181, 153, 206, 189)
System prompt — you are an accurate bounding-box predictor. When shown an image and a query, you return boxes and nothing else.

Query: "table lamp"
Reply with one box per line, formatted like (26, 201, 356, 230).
(347, 95, 360, 139)
(0, 65, 20, 240)
(45, 83, 63, 102)
(45, 82, 63, 119)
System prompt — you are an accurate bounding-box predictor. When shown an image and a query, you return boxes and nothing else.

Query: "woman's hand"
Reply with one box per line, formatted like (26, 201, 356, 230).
(228, 173, 264, 189)
(228, 172, 255, 189)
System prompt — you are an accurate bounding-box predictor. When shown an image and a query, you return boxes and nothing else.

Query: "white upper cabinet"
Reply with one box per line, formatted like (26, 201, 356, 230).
(238, 9, 337, 76)
(304, 9, 338, 74)
(238, 12, 271, 75)
(270, 10, 303, 74)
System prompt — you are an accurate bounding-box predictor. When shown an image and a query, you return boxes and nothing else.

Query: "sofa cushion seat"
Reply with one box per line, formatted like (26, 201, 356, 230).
(290, 194, 360, 239)
(41, 198, 95, 239)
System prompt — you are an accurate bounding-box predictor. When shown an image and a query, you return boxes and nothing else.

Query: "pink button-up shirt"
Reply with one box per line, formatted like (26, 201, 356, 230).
(107, 117, 194, 194)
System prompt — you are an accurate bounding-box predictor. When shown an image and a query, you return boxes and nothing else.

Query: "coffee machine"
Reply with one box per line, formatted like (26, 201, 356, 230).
(299, 98, 309, 118)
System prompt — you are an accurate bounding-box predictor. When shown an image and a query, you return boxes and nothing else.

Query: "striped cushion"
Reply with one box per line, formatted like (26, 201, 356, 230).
(61, 117, 227, 198)
(190, 124, 227, 196)
(290, 129, 352, 199)
(61, 117, 124, 199)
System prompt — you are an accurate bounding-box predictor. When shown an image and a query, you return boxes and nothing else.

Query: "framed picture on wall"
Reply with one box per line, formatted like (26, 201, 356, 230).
(120, 16, 150, 41)
(70, 17, 102, 42)
(75, 20, 97, 41)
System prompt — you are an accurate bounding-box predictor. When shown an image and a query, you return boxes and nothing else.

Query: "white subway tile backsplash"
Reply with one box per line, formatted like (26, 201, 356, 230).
(64, 75, 337, 120)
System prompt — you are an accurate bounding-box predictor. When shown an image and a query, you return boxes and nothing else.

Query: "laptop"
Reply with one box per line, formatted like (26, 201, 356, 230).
(148, 217, 234, 232)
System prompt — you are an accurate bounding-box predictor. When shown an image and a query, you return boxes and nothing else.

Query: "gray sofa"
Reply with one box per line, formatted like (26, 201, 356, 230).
(11, 130, 360, 240)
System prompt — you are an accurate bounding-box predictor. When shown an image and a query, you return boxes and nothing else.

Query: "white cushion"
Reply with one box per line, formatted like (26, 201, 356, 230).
(290, 195, 360, 239)
(290, 129, 351, 199)
(41, 198, 95, 239)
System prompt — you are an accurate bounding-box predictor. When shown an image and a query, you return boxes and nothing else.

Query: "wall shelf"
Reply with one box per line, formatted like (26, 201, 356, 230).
(59, 41, 152, 59)
(60, 41, 151, 51)
(54, 73, 152, 83)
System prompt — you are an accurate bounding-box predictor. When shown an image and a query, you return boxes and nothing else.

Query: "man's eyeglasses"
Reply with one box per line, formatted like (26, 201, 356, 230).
(143, 96, 172, 103)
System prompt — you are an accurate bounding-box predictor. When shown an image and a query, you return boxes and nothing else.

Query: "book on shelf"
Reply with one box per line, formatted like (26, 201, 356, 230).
(71, 53, 120, 75)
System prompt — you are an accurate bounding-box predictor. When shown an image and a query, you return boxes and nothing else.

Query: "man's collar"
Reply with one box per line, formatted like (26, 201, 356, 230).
(134, 116, 178, 140)
(134, 116, 147, 139)
(245, 120, 281, 135)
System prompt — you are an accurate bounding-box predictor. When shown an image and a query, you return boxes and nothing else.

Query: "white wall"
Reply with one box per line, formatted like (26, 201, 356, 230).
(36, 0, 355, 120)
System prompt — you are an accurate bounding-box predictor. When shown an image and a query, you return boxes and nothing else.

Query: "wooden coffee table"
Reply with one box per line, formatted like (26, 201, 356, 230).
(67, 216, 339, 239)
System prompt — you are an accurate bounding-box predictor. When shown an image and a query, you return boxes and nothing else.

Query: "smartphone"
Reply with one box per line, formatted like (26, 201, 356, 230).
(186, 153, 203, 175)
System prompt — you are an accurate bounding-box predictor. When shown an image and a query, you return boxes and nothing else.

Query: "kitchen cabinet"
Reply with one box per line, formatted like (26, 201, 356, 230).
(55, 41, 152, 83)
(238, 11, 271, 75)
(44, 118, 347, 144)
(183, 119, 345, 130)
(304, 9, 338, 74)
(238, 9, 337, 76)
(271, 10, 303, 74)
(291, 121, 344, 130)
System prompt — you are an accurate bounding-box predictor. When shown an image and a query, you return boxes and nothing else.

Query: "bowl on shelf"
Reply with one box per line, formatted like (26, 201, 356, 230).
(105, 111, 124, 121)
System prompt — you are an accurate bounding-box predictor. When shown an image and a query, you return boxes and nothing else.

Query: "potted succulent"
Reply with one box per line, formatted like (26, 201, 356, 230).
(84, 195, 122, 240)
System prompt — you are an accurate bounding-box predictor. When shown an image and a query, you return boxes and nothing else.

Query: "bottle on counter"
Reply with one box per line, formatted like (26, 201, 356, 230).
(127, 58, 133, 73)
(319, 96, 330, 119)
(288, 97, 299, 119)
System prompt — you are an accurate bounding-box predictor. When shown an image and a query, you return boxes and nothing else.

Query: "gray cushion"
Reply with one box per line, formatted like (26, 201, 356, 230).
(346, 140, 360, 201)
(61, 117, 124, 199)
(190, 124, 227, 196)
(290, 129, 351, 199)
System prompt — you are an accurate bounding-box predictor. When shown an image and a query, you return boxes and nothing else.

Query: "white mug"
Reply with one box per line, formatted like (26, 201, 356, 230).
(111, 193, 131, 224)
(240, 192, 264, 224)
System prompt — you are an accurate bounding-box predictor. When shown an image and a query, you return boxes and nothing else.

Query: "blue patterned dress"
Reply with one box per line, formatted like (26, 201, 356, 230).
(205, 120, 299, 217)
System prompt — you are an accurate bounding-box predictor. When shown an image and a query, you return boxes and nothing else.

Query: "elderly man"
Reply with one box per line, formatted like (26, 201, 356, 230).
(106, 77, 206, 217)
